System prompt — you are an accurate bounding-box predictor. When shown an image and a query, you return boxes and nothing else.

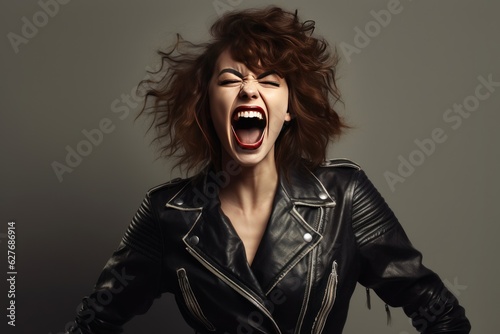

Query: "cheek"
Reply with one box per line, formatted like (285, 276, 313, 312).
(270, 90, 289, 118)
(209, 88, 233, 116)
(282, 91, 289, 113)
(208, 91, 230, 134)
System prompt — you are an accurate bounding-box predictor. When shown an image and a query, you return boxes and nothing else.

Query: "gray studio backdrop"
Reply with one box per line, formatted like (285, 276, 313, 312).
(1, 0, 498, 333)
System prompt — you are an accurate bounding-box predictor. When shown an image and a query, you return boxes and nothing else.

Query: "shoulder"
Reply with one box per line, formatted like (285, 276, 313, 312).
(313, 158, 362, 182)
(310, 158, 363, 196)
(143, 176, 194, 207)
(318, 158, 361, 170)
(146, 177, 189, 195)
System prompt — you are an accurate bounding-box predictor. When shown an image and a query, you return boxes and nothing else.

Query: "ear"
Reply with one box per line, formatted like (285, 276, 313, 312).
(284, 112, 292, 122)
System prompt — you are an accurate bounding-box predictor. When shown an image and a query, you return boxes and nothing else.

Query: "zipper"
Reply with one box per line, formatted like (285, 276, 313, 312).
(185, 247, 282, 334)
(176, 268, 216, 332)
(294, 250, 315, 334)
(311, 261, 338, 334)
(294, 206, 324, 334)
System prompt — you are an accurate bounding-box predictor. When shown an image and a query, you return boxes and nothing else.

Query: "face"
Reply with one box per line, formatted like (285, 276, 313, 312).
(208, 49, 290, 167)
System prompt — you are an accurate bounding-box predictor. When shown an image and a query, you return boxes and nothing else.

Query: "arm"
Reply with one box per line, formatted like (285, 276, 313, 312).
(352, 170, 471, 333)
(67, 194, 164, 334)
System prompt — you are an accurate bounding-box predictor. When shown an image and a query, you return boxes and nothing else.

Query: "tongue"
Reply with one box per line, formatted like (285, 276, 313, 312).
(234, 128, 261, 144)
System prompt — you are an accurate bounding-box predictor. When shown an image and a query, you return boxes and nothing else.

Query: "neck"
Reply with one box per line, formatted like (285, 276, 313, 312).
(218, 154, 279, 213)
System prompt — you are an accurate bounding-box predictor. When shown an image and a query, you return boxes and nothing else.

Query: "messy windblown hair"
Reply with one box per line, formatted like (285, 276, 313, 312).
(138, 6, 348, 174)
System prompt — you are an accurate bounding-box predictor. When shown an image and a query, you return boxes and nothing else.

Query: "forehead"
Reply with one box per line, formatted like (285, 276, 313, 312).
(213, 48, 262, 73)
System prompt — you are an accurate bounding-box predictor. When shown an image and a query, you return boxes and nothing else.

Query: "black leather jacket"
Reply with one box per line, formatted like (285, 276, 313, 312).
(69, 159, 470, 333)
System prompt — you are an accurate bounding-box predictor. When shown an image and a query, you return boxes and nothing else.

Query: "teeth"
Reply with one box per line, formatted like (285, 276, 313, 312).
(236, 111, 263, 120)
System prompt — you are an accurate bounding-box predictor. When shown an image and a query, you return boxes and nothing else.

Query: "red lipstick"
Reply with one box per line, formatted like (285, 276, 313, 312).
(231, 105, 267, 150)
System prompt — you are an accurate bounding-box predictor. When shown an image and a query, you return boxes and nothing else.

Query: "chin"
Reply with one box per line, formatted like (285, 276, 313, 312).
(225, 142, 274, 168)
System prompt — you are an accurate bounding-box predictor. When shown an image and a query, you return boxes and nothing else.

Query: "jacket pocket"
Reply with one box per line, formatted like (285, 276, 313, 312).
(176, 268, 216, 331)
(311, 261, 338, 334)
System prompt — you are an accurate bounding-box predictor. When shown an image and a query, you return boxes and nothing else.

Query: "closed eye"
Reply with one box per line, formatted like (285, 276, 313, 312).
(259, 81, 280, 87)
(218, 79, 242, 86)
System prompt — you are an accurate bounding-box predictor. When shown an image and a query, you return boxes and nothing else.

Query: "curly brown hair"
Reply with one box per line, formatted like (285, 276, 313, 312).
(138, 6, 347, 175)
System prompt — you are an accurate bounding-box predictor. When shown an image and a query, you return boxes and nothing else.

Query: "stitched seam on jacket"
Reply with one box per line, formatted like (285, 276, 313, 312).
(351, 170, 397, 248)
(149, 192, 166, 297)
(122, 196, 161, 260)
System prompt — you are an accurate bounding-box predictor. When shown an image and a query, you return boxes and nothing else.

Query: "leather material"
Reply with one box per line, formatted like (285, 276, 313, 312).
(68, 159, 471, 334)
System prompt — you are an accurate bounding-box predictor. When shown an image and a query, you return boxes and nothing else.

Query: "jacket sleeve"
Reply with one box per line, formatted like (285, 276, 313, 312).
(67, 194, 164, 334)
(352, 170, 471, 333)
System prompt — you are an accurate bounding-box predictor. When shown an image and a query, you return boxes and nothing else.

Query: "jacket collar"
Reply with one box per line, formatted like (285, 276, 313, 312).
(166, 165, 336, 296)
(166, 165, 336, 210)
(280, 165, 336, 207)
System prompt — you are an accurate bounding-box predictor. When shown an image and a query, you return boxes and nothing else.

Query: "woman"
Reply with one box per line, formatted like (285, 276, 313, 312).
(68, 6, 470, 334)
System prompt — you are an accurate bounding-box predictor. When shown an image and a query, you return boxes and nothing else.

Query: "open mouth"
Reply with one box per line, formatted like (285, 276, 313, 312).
(231, 106, 267, 150)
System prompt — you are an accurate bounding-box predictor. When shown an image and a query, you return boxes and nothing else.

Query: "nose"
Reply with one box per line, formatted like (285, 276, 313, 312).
(239, 78, 260, 100)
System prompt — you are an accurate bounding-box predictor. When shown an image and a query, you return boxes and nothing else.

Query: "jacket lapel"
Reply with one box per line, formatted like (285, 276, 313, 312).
(250, 167, 337, 294)
(165, 166, 336, 298)
(166, 170, 266, 298)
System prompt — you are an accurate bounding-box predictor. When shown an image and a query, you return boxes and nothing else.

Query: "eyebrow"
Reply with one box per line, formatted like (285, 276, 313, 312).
(218, 68, 243, 79)
(218, 68, 278, 80)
